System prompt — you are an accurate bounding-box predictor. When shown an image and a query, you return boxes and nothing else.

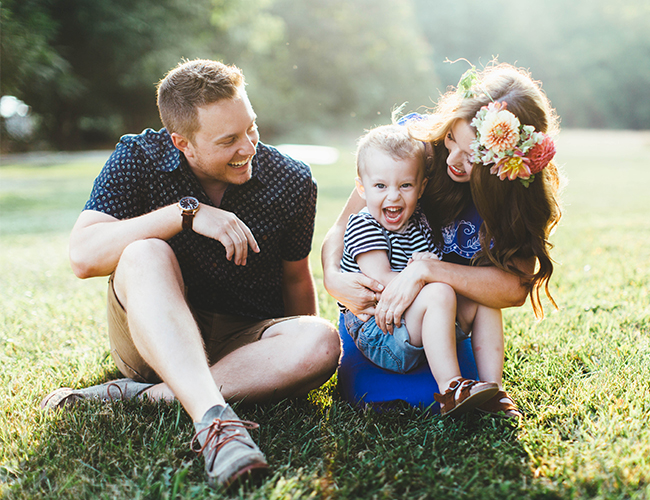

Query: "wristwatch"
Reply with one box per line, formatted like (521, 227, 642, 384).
(178, 196, 200, 231)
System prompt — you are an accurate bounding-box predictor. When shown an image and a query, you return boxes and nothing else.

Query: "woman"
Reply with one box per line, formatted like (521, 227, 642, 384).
(322, 62, 562, 417)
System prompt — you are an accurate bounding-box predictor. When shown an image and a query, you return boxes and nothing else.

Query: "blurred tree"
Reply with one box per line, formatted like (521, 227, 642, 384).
(412, 0, 650, 129)
(2, 0, 219, 148)
(239, 0, 439, 141)
(3, 0, 648, 150)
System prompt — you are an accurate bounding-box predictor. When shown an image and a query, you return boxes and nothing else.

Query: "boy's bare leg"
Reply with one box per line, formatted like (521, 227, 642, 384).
(404, 282, 460, 391)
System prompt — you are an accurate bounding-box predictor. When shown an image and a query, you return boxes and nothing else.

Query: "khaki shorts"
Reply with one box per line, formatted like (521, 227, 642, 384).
(107, 276, 297, 383)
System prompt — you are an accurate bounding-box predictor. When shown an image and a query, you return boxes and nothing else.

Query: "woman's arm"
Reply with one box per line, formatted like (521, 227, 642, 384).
(321, 189, 384, 318)
(374, 256, 533, 331)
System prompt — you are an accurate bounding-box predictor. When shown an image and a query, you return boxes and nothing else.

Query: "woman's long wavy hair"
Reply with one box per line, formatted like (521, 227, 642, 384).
(410, 63, 563, 318)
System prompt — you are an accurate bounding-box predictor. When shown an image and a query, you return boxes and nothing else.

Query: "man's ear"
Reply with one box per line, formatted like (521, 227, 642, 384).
(355, 177, 366, 200)
(170, 132, 193, 158)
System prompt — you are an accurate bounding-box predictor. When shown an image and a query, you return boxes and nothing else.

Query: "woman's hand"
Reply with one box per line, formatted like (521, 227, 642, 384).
(324, 271, 384, 321)
(375, 260, 430, 333)
(408, 251, 440, 264)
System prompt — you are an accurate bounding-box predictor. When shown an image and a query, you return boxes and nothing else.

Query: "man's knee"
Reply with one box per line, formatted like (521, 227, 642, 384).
(312, 318, 341, 364)
(296, 317, 340, 381)
(114, 239, 183, 297)
(280, 317, 341, 368)
(118, 239, 177, 270)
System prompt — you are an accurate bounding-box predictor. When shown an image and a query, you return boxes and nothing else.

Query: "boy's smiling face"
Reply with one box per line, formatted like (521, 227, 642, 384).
(356, 148, 427, 233)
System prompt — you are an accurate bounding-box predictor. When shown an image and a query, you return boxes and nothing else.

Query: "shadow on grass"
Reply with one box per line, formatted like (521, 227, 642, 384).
(5, 388, 566, 500)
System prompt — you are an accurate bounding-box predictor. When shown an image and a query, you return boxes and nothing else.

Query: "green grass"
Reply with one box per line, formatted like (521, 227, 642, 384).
(1, 129, 649, 499)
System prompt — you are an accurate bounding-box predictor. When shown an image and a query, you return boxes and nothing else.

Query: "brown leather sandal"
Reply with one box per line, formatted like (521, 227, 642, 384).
(477, 390, 522, 419)
(434, 377, 499, 417)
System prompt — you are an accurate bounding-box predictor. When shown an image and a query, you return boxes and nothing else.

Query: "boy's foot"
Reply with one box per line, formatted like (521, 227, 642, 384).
(477, 390, 523, 419)
(40, 378, 154, 410)
(192, 404, 269, 488)
(434, 377, 499, 417)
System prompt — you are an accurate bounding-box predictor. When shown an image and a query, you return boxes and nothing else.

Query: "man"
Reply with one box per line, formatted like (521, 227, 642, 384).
(41, 59, 341, 488)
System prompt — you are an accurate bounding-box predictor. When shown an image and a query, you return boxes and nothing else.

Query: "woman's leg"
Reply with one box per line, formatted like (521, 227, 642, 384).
(457, 296, 504, 389)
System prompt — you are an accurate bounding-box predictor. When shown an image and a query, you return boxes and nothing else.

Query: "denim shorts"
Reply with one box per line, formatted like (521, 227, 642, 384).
(343, 311, 425, 374)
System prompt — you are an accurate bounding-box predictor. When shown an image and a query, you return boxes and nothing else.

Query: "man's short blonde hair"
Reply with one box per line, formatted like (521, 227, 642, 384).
(156, 59, 245, 140)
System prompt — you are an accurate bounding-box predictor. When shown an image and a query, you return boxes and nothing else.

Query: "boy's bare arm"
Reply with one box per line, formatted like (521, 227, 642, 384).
(355, 250, 400, 289)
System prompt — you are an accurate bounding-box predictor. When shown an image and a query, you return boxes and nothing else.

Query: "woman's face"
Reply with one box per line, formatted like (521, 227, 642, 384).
(444, 119, 476, 183)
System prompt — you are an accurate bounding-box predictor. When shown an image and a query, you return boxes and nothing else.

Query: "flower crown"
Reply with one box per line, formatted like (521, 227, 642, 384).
(470, 102, 556, 187)
(456, 67, 556, 187)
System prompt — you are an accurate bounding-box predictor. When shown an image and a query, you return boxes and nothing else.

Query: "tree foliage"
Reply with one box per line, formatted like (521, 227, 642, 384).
(240, 0, 437, 139)
(412, 0, 650, 130)
(1, 0, 649, 150)
(2, 0, 218, 148)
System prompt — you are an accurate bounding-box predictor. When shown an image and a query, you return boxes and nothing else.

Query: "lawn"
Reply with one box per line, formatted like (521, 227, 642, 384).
(1, 129, 649, 499)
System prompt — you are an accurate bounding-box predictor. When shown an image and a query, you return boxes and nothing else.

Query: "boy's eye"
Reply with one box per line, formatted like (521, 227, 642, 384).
(401, 183, 412, 188)
(375, 183, 385, 189)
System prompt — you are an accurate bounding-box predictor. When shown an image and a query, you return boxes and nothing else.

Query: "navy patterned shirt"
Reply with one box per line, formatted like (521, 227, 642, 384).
(85, 128, 317, 319)
(440, 201, 484, 265)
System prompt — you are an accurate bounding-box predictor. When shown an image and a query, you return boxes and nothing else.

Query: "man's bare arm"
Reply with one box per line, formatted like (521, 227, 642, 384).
(70, 204, 259, 279)
(282, 257, 318, 316)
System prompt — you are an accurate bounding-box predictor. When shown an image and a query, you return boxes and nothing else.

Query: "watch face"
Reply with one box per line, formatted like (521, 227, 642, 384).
(179, 196, 199, 211)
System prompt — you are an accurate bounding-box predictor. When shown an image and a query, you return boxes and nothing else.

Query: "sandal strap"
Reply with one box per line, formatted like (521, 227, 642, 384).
(478, 390, 522, 417)
(433, 377, 477, 407)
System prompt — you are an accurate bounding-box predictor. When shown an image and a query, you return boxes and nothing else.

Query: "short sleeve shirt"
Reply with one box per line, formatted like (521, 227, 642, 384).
(341, 207, 438, 274)
(84, 128, 317, 319)
(440, 201, 484, 265)
(339, 207, 438, 313)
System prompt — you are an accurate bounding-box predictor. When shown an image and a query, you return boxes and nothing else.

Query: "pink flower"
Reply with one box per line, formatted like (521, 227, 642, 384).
(476, 102, 520, 154)
(526, 134, 556, 174)
(491, 154, 532, 181)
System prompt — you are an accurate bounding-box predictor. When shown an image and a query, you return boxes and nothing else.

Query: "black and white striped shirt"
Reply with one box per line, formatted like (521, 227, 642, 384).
(341, 207, 440, 275)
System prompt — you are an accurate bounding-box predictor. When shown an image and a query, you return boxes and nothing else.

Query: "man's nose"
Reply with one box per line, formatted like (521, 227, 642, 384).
(240, 136, 257, 156)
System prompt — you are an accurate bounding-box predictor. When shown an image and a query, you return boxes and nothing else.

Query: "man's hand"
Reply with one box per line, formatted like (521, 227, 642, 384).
(192, 205, 259, 266)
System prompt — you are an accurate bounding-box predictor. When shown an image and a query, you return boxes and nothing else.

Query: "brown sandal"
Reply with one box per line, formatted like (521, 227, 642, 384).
(434, 377, 499, 417)
(477, 390, 522, 419)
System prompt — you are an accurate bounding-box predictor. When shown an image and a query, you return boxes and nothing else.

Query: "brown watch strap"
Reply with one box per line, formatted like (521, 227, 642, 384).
(182, 211, 195, 231)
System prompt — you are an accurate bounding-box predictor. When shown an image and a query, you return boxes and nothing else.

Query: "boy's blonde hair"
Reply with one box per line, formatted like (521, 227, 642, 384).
(356, 124, 425, 178)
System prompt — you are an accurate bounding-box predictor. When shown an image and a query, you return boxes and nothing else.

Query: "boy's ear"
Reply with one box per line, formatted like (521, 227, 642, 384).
(355, 178, 366, 200)
(418, 177, 428, 199)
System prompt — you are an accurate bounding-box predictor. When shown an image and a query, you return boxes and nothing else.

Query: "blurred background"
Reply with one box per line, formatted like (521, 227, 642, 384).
(2, 0, 649, 152)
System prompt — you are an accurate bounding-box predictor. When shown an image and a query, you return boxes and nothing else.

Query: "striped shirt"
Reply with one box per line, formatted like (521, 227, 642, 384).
(341, 207, 439, 275)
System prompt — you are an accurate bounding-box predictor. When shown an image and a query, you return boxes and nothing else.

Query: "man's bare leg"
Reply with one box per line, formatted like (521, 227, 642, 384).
(210, 316, 340, 402)
(113, 238, 224, 421)
(144, 312, 341, 404)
